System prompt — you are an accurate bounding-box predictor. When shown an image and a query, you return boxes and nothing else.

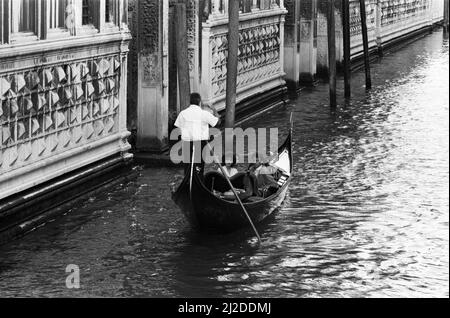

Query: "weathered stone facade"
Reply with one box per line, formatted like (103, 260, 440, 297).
(129, 0, 287, 153)
(283, 0, 445, 88)
(199, 0, 287, 111)
(324, 0, 444, 73)
(0, 0, 131, 201)
(128, 0, 169, 152)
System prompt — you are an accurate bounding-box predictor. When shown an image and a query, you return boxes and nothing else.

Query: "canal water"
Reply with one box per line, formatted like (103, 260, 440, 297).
(0, 30, 448, 298)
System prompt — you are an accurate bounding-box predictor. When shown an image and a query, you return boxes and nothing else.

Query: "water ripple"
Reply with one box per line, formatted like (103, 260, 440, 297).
(0, 31, 448, 298)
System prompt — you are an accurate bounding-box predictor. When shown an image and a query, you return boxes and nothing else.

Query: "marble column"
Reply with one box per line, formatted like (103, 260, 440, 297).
(283, 0, 300, 90)
(186, 0, 201, 93)
(284, 0, 318, 89)
(316, 0, 329, 77)
(316, 0, 341, 77)
(298, 0, 318, 83)
(130, 0, 169, 152)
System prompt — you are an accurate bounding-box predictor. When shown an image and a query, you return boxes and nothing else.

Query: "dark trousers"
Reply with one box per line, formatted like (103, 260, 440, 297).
(183, 140, 209, 176)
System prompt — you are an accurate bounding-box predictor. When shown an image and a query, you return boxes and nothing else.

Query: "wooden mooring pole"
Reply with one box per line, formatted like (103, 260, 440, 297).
(359, 0, 372, 89)
(175, 3, 191, 110)
(327, 0, 337, 107)
(220, 2, 262, 243)
(342, 0, 351, 98)
(444, 0, 449, 33)
(225, 0, 240, 128)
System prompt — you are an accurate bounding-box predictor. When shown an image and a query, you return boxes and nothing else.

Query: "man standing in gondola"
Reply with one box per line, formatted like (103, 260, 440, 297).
(174, 93, 221, 176)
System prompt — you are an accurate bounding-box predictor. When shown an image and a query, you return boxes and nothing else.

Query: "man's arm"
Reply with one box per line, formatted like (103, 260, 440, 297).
(212, 107, 221, 126)
(203, 105, 221, 127)
(174, 112, 184, 128)
(211, 106, 220, 118)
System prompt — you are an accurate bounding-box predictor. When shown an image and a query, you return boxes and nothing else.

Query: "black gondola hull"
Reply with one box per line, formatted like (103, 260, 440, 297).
(172, 132, 293, 233)
(174, 174, 290, 232)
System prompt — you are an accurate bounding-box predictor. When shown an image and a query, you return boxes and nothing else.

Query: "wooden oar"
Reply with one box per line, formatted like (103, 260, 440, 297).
(189, 144, 195, 195)
(207, 144, 262, 244)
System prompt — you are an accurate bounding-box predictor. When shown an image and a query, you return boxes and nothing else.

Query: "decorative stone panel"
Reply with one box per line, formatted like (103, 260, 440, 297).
(0, 35, 131, 200)
(378, 0, 433, 43)
(349, 0, 378, 56)
(201, 6, 287, 110)
(347, 0, 441, 58)
(209, 23, 282, 97)
(0, 55, 122, 173)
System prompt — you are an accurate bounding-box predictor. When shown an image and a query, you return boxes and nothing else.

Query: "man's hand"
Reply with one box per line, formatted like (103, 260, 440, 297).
(209, 105, 221, 125)
(212, 107, 220, 118)
(205, 104, 219, 116)
(203, 103, 221, 127)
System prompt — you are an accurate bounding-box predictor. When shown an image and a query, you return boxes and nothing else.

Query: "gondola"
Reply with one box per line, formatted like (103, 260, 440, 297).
(171, 129, 293, 233)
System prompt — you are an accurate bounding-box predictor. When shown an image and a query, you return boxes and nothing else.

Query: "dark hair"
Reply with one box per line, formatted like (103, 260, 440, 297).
(190, 93, 202, 106)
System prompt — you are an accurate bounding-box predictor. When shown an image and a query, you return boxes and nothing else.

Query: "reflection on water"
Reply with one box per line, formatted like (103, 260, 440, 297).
(0, 31, 448, 298)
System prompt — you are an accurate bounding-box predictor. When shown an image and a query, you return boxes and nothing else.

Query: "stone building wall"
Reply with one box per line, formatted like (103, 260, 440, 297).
(198, 0, 287, 111)
(0, 0, 132, 201)
(129, 0, 287, 153)
(127, 0, 169, 152)
(315, 0, 444, 77)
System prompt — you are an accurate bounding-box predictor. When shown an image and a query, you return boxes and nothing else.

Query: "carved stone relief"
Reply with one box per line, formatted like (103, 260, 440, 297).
(0, 55, 122, 174)
(209, 22, 282, 98)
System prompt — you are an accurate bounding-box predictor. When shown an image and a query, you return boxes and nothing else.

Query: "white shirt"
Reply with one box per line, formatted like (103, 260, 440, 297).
(174, 105, 219, 141)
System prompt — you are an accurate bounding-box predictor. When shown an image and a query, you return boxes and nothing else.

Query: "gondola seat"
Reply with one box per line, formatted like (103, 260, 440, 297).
(204, 171, 260, 202)
(204, 171, 230, 193)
